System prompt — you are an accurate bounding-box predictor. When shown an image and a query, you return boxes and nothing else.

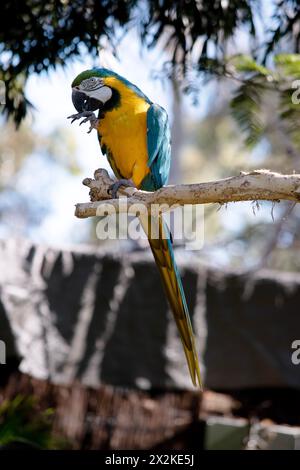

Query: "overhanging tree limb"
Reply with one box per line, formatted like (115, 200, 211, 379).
(75, 168, 300, 218)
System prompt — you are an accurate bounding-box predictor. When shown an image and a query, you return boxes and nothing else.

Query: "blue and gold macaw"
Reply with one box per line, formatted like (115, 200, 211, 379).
(69, 68, 202, 388)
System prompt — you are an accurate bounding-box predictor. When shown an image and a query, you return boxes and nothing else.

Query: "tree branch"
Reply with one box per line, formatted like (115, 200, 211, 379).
(75, 168, 300, 218)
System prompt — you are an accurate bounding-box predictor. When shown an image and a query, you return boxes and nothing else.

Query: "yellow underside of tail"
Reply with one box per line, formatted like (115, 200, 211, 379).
(139, 213, 202, 389)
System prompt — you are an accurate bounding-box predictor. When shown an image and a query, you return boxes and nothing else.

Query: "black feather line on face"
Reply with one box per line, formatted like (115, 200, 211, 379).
(101, 88, 121, 112)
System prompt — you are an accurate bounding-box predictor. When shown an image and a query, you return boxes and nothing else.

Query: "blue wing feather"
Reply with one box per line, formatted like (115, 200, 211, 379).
(141, 104, 171, 191)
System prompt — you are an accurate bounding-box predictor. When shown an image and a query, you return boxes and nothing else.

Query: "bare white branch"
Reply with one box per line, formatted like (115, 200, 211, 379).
(75, 168, 300, 218)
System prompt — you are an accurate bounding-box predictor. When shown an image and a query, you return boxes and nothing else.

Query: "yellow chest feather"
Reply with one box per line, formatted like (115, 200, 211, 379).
(97, 82, 151, 188)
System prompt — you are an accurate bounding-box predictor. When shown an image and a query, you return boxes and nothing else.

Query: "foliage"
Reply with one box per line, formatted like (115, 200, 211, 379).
(0, 0, 137, 124)
(264, 0, 300, 60)
(142, 0, 256, 70)
(2, 0, 300, 124)
(181, 51, 300, 272)
(228, 53, 300, 152)
(0, 395, 61, 448)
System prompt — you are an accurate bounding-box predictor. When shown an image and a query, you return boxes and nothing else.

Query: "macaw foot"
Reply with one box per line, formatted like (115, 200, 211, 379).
(108, 179, 136, 199)
(67, 111, 99, 133)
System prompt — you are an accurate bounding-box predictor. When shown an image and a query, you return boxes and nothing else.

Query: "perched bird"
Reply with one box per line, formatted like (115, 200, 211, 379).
(68, 68, 202, 388)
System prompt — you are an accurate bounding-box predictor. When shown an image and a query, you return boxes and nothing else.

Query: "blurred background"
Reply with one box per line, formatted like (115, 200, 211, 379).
(1, 0, 300, 450)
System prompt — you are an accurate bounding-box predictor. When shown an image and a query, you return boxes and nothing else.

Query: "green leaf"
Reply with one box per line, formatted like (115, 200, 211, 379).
(0, 395, 63, 449)
(230, 82, 265, 148)
(228, 54, 271, 76)
(274, 53, 300, 78)
(278, 87, 300, 150)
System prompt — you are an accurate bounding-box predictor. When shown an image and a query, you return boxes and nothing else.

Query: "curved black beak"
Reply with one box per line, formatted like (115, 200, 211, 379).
(72, 88, 86, 112)
(72, 88, 102, 113)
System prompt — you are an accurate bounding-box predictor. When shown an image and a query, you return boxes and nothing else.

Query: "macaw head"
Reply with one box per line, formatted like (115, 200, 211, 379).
(71, 68, 115, 114)
(71, 68, 150, 114)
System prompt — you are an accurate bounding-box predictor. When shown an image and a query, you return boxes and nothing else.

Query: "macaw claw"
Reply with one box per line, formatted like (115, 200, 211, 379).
(108, 179, 136, 199)
(67, 110, 93, 123)
(67, 111, 99, 133)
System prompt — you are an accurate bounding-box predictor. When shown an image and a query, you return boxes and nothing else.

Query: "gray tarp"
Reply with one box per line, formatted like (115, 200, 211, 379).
(0, 238, 300, 390)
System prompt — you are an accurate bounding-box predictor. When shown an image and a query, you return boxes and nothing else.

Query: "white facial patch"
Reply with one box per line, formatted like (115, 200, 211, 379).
(87, 86, 112, 103)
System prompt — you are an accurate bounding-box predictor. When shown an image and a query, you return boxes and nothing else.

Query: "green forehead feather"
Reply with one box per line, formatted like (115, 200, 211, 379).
(71, 68, 119, 87)
(71, 70, 101, 87)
